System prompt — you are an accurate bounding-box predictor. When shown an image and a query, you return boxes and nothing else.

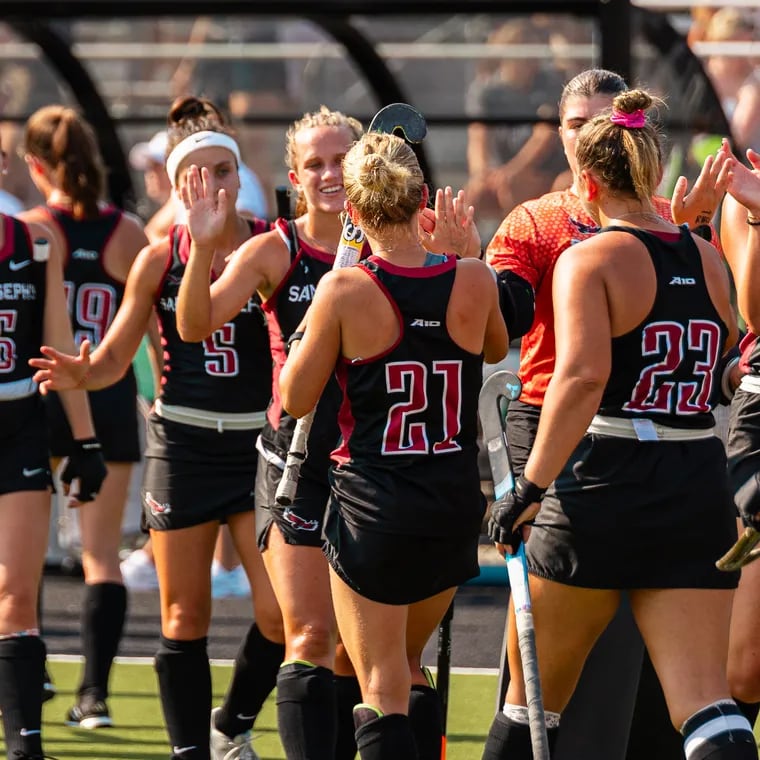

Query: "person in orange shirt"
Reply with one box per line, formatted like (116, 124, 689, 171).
(486, 68, 731, 760)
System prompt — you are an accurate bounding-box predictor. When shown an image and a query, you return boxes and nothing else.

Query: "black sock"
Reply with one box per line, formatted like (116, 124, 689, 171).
(734, 699, 760, 731)
(0, 636, 46, 757)
(214, 623, 284, 738)
(481, 711, 561, 760)
(354, 709, 418, 760)
(79, 582, 127, 702)
(681, 701, 756, 760)
(408, 684, 443, 760)
(482, 712, 531, 760)
(154, 635, 211, 760)
(276, 661, 337, 759)
(335, 675, 362, 760)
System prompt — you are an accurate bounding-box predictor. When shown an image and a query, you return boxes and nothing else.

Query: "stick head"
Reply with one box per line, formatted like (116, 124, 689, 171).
(368, 103, 427, 144)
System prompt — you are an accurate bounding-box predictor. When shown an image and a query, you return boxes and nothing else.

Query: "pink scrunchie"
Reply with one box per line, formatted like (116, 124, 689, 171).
(610, 109, 646, 128)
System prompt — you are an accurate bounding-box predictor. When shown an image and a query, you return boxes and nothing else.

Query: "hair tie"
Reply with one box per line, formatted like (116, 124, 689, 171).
(610, 109, 646, 128)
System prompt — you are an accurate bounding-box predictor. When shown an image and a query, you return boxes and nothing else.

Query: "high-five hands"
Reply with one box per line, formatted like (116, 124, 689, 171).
(671, 139, 732, 228)
(419, 186, 481, 258)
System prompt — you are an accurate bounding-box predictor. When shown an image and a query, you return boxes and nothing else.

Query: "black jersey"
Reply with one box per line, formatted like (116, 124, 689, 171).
(155, 223, 271, 413)
(43, 205, 123, 348)
(259, 218, 368, 463)
(0, 216, 46, 386)
(598, 226, 728, 429)
(333, 255, 483, 465)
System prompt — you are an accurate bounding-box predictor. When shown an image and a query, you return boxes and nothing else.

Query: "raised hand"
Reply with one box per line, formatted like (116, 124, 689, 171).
(726, 147, 760, 215)
(29, 339, 91, 394)
(671, 140, 732, 228)
(180, 165, 229, 251)
(419, 186, 481, 258)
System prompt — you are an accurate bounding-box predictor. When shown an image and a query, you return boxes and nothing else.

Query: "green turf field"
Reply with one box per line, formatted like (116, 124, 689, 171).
(1, 659, 496, 759)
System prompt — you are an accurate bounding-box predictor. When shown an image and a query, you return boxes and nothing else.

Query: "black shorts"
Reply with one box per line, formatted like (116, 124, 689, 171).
(255, 452, 331, 550)
(506, 399, 541, 476)
(0, 395, 54, 495)
(727, 387, 760, 518)
(323, 456, 485, 604)
(46, 370, 140, 463)
(527, 434, 739, 590)
(141, 412, 259, 532)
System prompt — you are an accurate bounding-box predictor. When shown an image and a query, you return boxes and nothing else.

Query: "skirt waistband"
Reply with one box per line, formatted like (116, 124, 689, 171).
(587, 415, 714, 441)
(154, 399, 266, 432)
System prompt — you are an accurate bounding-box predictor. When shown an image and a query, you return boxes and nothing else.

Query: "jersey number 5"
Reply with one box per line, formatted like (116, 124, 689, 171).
(382, 360, 462, 455)
(623, 319, 721, 414)
(203, 323, 239, 377)
(0, 310, 17, 374)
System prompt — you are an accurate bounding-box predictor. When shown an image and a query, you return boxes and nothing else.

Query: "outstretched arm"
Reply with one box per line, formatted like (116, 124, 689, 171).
(39, 234, 96, 439)
(32, 241, 167, 391)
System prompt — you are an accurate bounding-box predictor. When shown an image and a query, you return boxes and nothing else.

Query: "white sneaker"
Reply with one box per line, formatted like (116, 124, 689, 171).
(210, 707, 259, 760)
(212, 564, 250, 599)
(225, 565, 251, 598)
(120, 549, 159, 591)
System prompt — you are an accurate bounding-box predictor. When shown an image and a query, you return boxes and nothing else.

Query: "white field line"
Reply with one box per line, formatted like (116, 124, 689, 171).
(47, 653, 497, 677)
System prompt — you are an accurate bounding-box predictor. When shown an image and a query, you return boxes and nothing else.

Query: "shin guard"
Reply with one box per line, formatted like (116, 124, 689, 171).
(154, 636, 211, 757)
(276, 661, 337, 759)
(79, 582, 127, 701)
(0, 635, 46, 758)
(408, 684, 443, 760)
(354, 706, 417, 760)
(214, 623, 284, 738)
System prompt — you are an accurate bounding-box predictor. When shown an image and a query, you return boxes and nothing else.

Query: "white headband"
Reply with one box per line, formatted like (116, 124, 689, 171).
(166, 131, 242, 187)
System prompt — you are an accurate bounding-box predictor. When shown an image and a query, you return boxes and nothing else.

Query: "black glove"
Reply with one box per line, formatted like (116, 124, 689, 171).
(487, 475, 546, 551)
(735, 472, 760, 531)
(60, 437, 107, 503)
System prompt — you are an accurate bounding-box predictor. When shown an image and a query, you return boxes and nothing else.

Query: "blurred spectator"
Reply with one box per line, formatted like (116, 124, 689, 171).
(171, 18, 294, 212)
(129, 129, 172, 234)
(0, 145, 23, 214)
(465, 17, 566, 226)
(0, 23, 67, 209)
(687, 6, 720, 48)
(703, 8, 760, 153)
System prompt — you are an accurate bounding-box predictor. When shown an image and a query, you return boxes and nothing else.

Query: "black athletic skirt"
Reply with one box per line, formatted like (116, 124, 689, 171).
(0, 395, 53, 495)
(141, 412, 259, 531)
(324, 456, 485, 605)
(527, 434, 740, 590)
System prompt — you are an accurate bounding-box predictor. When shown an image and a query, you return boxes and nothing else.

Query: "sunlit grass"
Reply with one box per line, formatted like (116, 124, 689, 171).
(1, 659, 497, 759)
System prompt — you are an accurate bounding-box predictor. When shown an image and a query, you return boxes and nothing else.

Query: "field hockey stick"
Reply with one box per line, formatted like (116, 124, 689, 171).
(716, 526, 760, 571)
(274, 185, 292, 220)
(436, 599, 454, 759)
(479, 370, 550, 760)
(274, 103, 428, 507)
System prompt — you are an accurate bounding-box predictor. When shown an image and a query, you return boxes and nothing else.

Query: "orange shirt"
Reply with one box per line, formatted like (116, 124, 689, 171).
(487, 189, 674, 406)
